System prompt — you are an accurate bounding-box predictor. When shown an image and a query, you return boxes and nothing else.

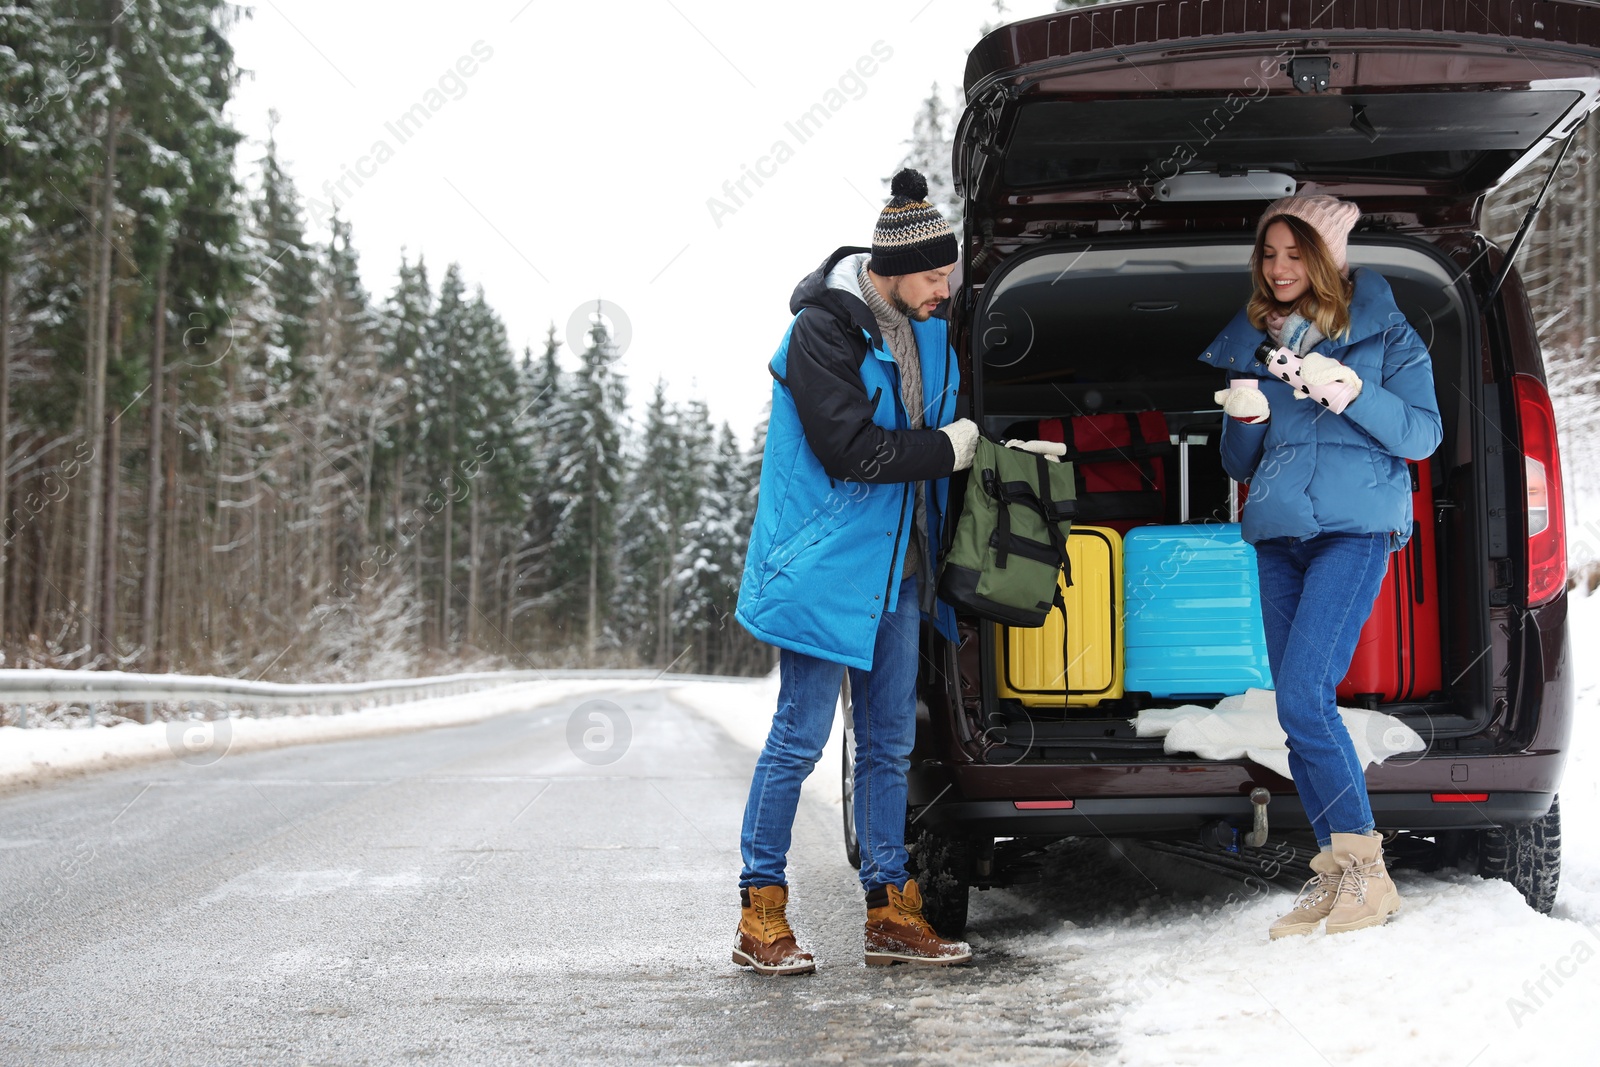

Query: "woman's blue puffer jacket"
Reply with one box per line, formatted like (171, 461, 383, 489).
(1197, 268, 1443, 548)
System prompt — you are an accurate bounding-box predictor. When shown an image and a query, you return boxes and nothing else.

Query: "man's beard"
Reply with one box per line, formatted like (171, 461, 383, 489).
(889, 283, 930, 321)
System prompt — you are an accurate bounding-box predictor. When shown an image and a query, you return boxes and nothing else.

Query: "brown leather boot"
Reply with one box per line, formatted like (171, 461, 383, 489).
(864, 878, 972, 967)
(1324, 831, 1403, 935)
(732, 885, 815, 976)
(1268, 850, 1342, 939)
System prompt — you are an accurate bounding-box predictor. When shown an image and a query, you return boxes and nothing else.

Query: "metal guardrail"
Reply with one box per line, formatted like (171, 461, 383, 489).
(0, 667, 760, 727)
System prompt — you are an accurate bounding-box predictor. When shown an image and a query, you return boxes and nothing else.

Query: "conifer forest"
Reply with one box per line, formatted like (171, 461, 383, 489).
(1, 2, 771, 680)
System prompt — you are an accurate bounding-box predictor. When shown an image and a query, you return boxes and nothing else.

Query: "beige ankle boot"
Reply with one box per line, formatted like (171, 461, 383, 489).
(1324, 831, 1402, 935)
(1268, 851, 1343, 939)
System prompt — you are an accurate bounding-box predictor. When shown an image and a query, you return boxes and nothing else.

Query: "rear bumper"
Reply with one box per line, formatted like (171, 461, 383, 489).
(914, 791, 1557, 838)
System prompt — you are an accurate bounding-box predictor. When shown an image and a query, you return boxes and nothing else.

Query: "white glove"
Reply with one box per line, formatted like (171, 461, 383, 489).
(1001, 438, 1065, 462)
(1213, 378, 1270, 423)
(1300, 352, 1364, 405)
(939, 418, 979, 472)
(1264, 348, 1362, 413)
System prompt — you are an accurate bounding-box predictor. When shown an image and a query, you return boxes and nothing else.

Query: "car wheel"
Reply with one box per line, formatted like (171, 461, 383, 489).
(840, 674, 860, 869)
(1477, 796, 1562, 914)
(906, 821, 972, 937)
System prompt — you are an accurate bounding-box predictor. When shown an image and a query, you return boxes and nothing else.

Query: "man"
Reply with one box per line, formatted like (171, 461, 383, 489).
(732, 169, 980, 974)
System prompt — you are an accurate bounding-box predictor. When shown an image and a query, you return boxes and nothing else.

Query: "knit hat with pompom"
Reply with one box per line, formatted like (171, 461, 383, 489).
(1257, 194, 1361, 275)
(870, 169, 958, 277)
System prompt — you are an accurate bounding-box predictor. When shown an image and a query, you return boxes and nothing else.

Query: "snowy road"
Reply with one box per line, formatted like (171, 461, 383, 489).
(5, 652, 1600, 1065)
(0, 687, 1106, 1065)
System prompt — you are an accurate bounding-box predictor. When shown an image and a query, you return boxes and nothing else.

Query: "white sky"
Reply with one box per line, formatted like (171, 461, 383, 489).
(224, 0, 1064, 439)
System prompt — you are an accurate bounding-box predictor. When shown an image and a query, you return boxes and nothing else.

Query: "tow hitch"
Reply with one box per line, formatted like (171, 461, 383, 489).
(1246, 788, 1272, 847)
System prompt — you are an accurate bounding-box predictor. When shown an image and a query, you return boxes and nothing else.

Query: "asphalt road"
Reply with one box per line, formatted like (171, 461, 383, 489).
(0, 688, 1118, 1066)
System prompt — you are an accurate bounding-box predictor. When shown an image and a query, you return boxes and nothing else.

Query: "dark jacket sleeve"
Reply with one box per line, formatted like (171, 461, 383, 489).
(784, 309, 957, 484)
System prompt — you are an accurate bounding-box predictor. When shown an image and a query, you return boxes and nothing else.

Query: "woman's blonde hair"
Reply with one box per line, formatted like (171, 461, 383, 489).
(1247, 214, 1354, 341)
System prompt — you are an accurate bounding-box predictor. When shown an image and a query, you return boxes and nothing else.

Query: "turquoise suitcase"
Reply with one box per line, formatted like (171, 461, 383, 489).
(1123, 523, 1272, 699)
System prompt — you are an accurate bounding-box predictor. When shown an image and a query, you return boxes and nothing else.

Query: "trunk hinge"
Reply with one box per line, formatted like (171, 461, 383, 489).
(956, 84, 1010, 199)
(1486, 118, 1587, 303)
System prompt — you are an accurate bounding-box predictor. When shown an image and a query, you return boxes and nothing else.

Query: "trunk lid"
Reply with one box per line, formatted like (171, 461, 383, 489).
(957, 0, 1600, 234)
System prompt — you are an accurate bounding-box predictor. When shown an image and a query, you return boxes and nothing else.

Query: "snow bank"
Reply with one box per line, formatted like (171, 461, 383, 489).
(1056, 868, 1600, 1066)
(0, 679, 655, 791)
(1010, 589, 1600, 1066)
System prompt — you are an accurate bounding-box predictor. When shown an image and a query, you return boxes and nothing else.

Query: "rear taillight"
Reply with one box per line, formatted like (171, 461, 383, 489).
(1513, 374, 1566, 606)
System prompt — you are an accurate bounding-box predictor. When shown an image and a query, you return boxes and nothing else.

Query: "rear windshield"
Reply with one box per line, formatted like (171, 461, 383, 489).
(1003, 90, 1581, 188)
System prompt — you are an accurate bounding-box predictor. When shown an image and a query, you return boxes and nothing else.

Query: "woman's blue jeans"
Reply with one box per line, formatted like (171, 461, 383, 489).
(740, 575, 920, 893)
(1255, 532, 1390, 847)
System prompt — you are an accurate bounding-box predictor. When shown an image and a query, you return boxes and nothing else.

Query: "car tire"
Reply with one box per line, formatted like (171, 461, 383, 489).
(906, 821, 972, 937)
(841, 674, 861, 870)
(1477, 796, 1562, 914)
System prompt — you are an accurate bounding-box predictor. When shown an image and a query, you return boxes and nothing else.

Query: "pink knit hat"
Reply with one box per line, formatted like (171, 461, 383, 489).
(1256, 195, 1361, 274)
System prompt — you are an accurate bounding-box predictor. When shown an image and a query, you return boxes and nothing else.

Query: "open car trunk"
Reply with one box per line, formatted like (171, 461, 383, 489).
(963, 235, 1492, 762)
(945, 0, 1600, 764)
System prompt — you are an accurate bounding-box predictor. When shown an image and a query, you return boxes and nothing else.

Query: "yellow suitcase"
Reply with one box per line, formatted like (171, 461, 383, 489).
(994, 524, 1124, 707)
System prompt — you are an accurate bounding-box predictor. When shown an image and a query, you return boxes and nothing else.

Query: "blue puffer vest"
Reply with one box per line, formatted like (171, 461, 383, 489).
(1198, 268, 1443, 548)
(737, 289, 960, 670)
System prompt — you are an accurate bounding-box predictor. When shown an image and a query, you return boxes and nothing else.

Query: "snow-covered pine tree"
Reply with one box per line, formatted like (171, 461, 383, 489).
(509, 324, 566, 645)
(612, 380, 684, 665)
(457, 286, 524, 652)
(548, 303, 627, 661)
(374, 249, 432, 616)
(673, 421, 753, 675)
(1, 2, 98, 658)
(296, 213, 413, 673)
(250, 115, 317, 386)
(895, 84, 962, 228)
(0, 0, 253, 665)
(128, 0, 249, 669)
(730, 407, 774, 674)
(63, 0, 129, 663)
(663, 396, 714, 665)
(418, 263, 471, 649)
(226, 128, 312, 675)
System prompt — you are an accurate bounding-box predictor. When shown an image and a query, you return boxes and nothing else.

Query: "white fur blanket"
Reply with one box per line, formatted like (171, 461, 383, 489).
(1132, 687, 1426, 778)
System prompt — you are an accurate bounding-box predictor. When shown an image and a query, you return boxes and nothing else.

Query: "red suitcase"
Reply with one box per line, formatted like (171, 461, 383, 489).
(1038, 412, 1172, 534)
(1337, 459, 1443, 702)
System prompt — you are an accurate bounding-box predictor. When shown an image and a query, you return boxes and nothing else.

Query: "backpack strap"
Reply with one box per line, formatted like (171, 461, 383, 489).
(999, 454, 1076, 703)
(1056, 582, 1071, 706)
(985, 455, 1076, 574)
(1037, 452, 1077, 705)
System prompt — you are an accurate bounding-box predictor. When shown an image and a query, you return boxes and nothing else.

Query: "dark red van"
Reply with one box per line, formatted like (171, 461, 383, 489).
(842, 0, 1598, 933)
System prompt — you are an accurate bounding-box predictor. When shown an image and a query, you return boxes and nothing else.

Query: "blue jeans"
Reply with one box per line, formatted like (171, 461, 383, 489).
(740, 575, 920, 893)
(1255, 532, 1390, 847)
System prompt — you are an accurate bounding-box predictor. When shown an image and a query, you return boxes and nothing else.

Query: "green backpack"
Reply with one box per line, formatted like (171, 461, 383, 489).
(938, 438, 1077, 627)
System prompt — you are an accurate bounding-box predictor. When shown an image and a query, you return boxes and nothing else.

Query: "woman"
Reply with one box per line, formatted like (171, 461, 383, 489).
(1198, 195, 1442, 937)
